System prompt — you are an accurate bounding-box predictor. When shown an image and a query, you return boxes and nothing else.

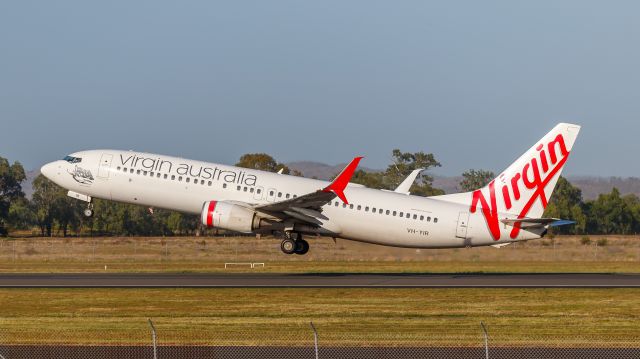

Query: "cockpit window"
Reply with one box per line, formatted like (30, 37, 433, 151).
(63, 155, 82, 163)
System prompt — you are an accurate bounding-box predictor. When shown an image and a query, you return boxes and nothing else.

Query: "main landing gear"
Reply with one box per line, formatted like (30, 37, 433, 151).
(281, 232, 309, 255)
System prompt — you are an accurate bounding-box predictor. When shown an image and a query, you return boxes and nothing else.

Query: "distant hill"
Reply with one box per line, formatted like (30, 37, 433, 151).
(567, 176, 640, 200)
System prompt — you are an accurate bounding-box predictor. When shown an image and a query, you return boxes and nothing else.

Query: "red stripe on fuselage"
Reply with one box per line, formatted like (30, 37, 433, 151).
(206, 201, 217, 227)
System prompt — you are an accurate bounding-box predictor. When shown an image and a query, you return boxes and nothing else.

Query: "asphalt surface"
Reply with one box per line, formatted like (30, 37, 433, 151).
(0, 273, 639, 288)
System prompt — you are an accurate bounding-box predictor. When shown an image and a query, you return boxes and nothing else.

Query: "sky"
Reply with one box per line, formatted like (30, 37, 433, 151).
(1, 1, 639, 177)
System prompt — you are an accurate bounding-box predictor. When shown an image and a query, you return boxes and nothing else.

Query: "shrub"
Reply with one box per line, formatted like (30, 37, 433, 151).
(597, 238, 608, 247)
(580, 236, 592, 246)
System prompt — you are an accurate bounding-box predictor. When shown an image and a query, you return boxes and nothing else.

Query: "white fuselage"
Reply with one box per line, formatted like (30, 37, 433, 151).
(41, 150, 544, 249)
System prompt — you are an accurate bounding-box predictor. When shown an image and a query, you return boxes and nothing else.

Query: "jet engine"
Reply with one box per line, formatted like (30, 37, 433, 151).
(201, 201, 264, 233)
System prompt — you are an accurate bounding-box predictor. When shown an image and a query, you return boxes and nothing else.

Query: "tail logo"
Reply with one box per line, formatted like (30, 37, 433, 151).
(470, 134, 570, 240)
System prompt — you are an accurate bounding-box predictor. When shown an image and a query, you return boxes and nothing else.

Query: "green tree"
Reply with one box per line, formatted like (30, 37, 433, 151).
(586, 188, 634, 234)
(459, 169, 495, 192)
(0, 157, 26, 235)
(543, 177, 586, 234)
(236, 153, 302, 175)
(31, 174, 64, 236)
(7, 196, 34, 231)
(350, 149, 443, 196)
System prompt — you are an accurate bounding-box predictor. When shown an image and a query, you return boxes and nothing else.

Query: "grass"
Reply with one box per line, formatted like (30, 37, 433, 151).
(1, 288, 639, 346)
(1, 235, 640, 273)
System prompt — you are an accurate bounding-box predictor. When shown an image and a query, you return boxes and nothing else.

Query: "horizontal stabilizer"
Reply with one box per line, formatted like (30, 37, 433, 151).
(549, 219, 577, 227)
(501, 218, 576, 229)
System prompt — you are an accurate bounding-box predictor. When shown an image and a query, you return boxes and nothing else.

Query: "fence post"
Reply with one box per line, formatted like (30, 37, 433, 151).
(480, 321, 489, 359)
(310, 322, 319, 359)
(148, 318, 158, 359)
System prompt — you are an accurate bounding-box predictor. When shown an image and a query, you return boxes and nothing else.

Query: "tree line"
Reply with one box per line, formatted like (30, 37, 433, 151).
(0, 152, 637, 237)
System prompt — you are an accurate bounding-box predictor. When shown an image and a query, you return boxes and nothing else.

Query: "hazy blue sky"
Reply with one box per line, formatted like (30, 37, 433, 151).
(1, 1, 639, 176)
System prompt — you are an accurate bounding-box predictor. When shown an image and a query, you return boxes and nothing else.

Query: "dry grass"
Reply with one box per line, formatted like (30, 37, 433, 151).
(0, 235, 639, 273)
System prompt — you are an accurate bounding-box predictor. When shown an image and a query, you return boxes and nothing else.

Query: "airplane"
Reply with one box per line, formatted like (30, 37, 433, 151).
(41, 123, 580, 255)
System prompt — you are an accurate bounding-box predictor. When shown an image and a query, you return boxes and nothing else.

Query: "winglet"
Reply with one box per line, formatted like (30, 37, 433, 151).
(323, 156, 363, 204)
(394, 168, 424, 194)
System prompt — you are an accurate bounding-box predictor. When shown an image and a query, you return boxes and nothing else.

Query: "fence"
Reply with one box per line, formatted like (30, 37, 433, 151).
(1, 320, 639, 359)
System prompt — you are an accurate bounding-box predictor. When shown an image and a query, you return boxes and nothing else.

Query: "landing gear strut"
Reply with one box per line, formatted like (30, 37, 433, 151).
(280, 232, 309, 255)
(83, 202, 94, 218)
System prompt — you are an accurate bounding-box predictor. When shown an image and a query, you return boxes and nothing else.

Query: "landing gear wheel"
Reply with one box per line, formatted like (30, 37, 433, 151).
(294, 239, 309, 255)
(83, 203, 94, 218)
(280, 238, 296, 254)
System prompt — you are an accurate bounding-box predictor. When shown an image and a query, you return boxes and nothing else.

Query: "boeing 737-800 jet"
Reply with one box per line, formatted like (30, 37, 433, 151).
(41, 123, 580, 255)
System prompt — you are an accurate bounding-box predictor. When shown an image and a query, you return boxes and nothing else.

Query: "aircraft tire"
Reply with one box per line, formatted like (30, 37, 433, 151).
(280, 238, 296, 254)
(294, 239, 309, 255)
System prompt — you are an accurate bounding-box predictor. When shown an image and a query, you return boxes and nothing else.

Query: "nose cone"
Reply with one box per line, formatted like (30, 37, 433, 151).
(40, 162, 57, 180)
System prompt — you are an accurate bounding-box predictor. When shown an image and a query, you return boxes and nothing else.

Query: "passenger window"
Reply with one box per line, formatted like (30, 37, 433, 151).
(269, 191, 274, 196)
(406, 213, 410, 218)
(278, 192, 282, 198)
(201, 180, 205, 185)
(349, 204, 354, 209)
(420, 215, 424, 221)
(192, 179, 196, 184)
(208, 181, 212, 186)
(223, 183, 227, 189)
(335, 202, 339, 207)
(186, 178, 190, 183)
(256, 188, 260, 194)
(393, 211, 397, 216)
(399, 212, 403, 217)
(150, 172, 154, 177)
(143, 171, 148, 176)
(130, 169, 134, 173)
(123, 167, 127, 172)
(379, 209, 383, 214)
(243, 187, 248, 192)
(357, 205, 362, 210)
(365, 207, 369, 212)
(164, 174, 168, 179)
(343, 203, 347, 208)
(293, 195, 297, 198)
(386, 210, 390, 215)
(117, 166, 121, 171)
(434, 218, 438, 223)
(171, 175, 176, 180)
(178, 176, 183, 181)
(238, 186, 242, 191)
(427, 217, 431, 222)
(137, 170, 141, 175)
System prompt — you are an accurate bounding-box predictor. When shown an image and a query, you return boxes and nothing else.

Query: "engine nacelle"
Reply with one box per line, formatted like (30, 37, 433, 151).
(201, 201, 258, 233)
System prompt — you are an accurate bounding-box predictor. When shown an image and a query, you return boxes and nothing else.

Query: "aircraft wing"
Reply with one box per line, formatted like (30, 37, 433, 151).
(253, 157, 363, 224)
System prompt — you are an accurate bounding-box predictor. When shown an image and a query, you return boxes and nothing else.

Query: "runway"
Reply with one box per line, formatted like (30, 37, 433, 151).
(0, 273, 639, 288)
